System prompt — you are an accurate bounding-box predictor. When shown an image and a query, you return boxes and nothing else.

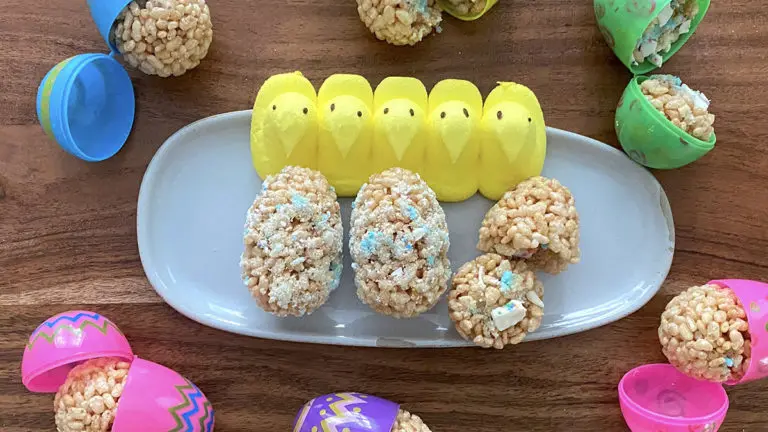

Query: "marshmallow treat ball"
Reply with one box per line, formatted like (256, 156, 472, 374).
(356, 0, 442, 46)
(477, 176, 580, 274)
(241, 166, 344, 317)
(112, 0, 213, 77)
(350, 168, 451, 318)
(448, 254, 544, 349)
(659, 284, 751, 383)
(393, 409, 432, 432)
(54, 357, 129, 432)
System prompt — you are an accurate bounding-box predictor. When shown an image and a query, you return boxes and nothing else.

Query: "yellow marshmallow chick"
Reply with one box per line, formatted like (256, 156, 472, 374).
(372, 77, 429, 174)
(317, 74, 375, 196)
(478, 82, 546, 200)
(250, 72, 318, 177)
(424, 79, 483, 202)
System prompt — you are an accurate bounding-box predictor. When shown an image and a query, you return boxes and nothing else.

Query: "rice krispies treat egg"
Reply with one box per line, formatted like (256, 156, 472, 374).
(241, 166, 344, 317)
(640, 74, 715, 142)
(350, 167, 451, 318)
(659, 284, 751, 383)
(448, 254, 544, 349)
(633, 0, 699, 68)
(477, 176, 580, 274)
(112, 0, 213, 77)
(392, 409, 431, 432)
(357, 0, 443, 46)
(54, 357, 129, 432)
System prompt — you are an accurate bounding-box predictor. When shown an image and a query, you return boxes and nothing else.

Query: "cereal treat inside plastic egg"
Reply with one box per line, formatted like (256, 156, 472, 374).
(356, 0, 443, 46)
(448, 254, 544, 349)
(112, 0, 213, 77)
(54, 357, 129, 432)
(441, 0, 486, 17)
(477, 176, 580, 274)
(633, 0, 699, 68)
(392, 409, 431, 432)
(350, 167, 451, 318)
(241, 166, 344, 317)
(641, 74, 715, 142)
(659, 284, 751, 383)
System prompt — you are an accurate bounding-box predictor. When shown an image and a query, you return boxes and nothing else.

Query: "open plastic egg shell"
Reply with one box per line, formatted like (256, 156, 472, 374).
(21, 310, 215, 432)
(293, 393, 400, 432)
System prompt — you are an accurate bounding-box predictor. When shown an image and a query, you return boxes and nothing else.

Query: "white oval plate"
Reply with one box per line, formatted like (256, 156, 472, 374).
(137, 110, 674, 348)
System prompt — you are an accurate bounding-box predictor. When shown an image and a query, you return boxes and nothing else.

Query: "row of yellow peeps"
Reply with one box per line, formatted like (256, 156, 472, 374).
(250, 72, 546, 201)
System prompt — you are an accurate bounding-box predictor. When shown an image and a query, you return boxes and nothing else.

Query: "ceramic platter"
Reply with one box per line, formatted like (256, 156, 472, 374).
(137, 110, 675, 348)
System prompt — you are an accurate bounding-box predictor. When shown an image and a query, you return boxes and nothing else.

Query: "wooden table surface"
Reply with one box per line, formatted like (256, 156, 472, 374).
(2, 0, 767, 430)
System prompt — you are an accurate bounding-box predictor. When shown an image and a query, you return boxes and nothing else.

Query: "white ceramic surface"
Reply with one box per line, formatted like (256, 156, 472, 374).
(137, 110, 675, 348)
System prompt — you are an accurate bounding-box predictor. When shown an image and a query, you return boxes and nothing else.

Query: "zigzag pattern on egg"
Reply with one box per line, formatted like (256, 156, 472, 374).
(26, 311, 123, 350)
(250, 72, 547, 201)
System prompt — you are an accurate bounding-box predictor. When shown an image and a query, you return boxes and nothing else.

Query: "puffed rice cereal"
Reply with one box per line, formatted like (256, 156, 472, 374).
(641, 74, 715, 142)
(241, 166, 344, 317)
(659, 284, 752, 383)
(448, 254, 544, 349)
(441, 0, 486, 17)
(633, 0, 698, 68)
(350, 168, 451, 318)
(477, 176, 580, 274)
(54, 357, 130, 432)
(356, 0, 443, 46)
(392, 409, 431, 432)
(112, 0, 213, 77)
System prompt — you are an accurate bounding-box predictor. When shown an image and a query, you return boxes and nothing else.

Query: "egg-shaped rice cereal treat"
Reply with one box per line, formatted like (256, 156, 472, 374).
(350, 168, 451, 318)
(112, 0, 213, 77)
(241, 166, 344, 317)
(640, 74, 715, 142)
(54, 357, 130, 432)
(448, 254, 544, 349)
(477, 176, 580, 274)
(393, 409, 431, 432)
(356, 0, 442, 46)
(659, 284, 751, 383)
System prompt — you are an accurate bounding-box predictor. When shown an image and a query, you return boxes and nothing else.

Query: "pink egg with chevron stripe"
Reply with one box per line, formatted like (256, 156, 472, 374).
(21, 310, 133, 392)
(112, 357, 215, 432)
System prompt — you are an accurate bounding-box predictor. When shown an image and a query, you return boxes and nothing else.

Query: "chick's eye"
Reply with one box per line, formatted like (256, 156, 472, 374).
(497, 111, 503, 120)
(303, 107, 309, 114)
(383, 107, 389, 114)
(440, 112, 446, 119)
(272, 105, 277, 110)
(409, 108, 415, 117)
(463, 108, 470, 118)
(528, 117, 532, 123)
(330, 103, 335, 112)
(357, 111, 363, 117)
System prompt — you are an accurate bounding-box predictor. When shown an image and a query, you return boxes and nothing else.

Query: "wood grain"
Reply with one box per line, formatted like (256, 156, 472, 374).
(1, 0, 767, 430)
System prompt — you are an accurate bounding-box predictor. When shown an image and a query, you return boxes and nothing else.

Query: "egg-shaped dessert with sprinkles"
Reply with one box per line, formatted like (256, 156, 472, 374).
(241, 166, 344, 317)
(448, 254, 544, 349)
(350, 167, 451, 318)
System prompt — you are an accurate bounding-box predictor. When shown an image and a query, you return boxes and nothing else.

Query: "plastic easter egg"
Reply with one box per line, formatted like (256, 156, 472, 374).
(709, 279, 768, 385)
(593, 0, 711, 74)
(293, 393, 399, 432)
(21, 310, 133, 392)
(112, 357, 215, 432)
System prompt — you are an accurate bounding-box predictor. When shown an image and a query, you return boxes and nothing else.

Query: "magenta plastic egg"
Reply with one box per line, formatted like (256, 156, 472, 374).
(293, 393, 400, 432)
(21, 310, 133, 392)
(709, 279, 768, 385)
(112, 357, 215, 432)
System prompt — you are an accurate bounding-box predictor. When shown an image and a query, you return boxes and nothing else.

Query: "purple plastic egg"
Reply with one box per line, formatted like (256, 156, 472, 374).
(293, 393, 399, 432)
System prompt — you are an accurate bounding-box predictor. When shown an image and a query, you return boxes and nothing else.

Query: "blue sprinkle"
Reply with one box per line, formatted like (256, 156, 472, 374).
(276, 204, 284, 211)
(501, 271, 514, 288)
(725, 357, 734, 368)
(405, 205, 419, 220)
(504, 301, 516, 310)
(361, 231, 378, 256)
(427, 256, 435, 266)
(261, 183, 267, 192)
(405, 243, 413, 251)
(319, 212, 330, 224)
(292, 234, 297, 241)
(351, 201, 356, 209)
(329, 185, 336, 193)
(257, 240, 267, 249)
(414, 0, 427, 13)
(291, 194, 309, 208)
(541, 243, 549, 250)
